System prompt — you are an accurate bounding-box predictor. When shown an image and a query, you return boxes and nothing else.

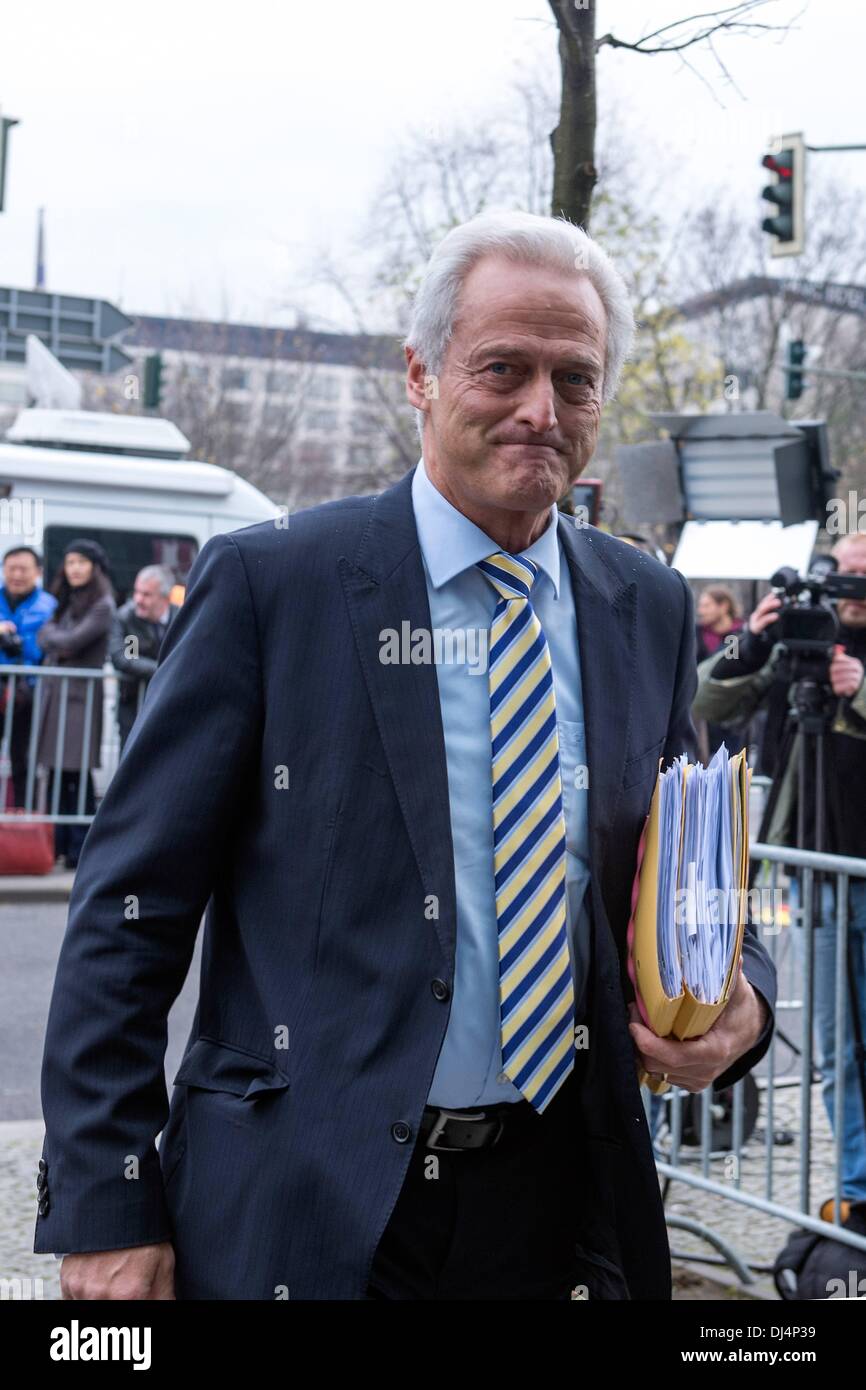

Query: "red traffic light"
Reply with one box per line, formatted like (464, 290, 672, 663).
(761, 151, 793, 179)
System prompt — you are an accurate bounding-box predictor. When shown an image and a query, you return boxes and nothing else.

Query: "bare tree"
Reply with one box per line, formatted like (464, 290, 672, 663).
(546, 0, 802, 227)
(306, 69, 724, 508)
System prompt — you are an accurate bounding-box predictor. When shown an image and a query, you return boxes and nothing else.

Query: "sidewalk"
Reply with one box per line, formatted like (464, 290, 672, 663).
(0, 865, 74, 904)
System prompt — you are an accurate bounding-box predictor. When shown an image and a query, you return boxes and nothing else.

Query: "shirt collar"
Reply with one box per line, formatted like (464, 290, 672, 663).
(411, 456, 561, 598)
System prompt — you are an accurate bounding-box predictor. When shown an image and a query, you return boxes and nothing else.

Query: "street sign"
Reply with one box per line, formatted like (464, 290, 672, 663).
(0, 287, 134, 372)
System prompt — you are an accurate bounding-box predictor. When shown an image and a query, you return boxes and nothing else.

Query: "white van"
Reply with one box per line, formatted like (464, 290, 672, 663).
(0, 407, 281, 599)
(0, 407, 282, 790)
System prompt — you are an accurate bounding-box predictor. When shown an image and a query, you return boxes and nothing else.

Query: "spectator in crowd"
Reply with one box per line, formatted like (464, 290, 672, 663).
(695, 585, 747, 757)
(36, 539, 116, 868)
(0, 546, 57, 806)
(693, 534, 866, 1217)
(696, 585, 744, 660)
(110, 566, 180, 752)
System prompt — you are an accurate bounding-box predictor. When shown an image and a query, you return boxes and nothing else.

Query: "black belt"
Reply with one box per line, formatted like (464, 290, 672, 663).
(419, 1098, 540, 1152)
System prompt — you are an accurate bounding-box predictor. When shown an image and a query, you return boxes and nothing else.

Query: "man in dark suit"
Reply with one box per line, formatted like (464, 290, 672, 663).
(35, 209, 775, 1301)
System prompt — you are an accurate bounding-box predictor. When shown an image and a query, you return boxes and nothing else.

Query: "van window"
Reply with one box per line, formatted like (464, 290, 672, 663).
(44, 526, 199, 604)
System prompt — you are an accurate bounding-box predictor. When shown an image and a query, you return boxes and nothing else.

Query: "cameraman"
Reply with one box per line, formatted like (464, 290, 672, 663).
(0, 546, 58, 807)
(693, 533, 866, 1211)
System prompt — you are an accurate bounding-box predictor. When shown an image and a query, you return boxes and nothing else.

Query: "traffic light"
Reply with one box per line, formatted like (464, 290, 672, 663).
(761, 133, 806, 257)
(785, 340, 806, 401)
(0, 111, 20, 213)
(142, 353, 164, 410)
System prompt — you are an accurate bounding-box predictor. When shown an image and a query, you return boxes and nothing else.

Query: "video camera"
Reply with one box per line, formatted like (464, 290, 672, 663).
(770, 557, 866, 685)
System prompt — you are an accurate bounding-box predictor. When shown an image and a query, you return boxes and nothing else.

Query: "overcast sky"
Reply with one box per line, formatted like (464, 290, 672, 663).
(0, 0, 861, 331)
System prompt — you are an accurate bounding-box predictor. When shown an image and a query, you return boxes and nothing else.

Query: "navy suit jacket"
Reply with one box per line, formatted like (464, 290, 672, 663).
(34, 466, 776, 1299)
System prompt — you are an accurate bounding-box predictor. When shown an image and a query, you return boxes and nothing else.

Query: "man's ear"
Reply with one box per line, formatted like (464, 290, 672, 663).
(405, 346, 431, 414)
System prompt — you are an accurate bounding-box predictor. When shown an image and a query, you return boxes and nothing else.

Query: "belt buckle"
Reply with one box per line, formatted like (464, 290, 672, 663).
(424, 1107, 505, 1151)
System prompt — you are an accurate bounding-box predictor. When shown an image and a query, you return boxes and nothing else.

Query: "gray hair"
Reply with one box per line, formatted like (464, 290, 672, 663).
(403, 209, 635, 445)
(135, 564, 175, 597)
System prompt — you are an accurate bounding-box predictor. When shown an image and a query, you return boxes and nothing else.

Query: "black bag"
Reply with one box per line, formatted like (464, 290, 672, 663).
(773, 1201, 866, 1299)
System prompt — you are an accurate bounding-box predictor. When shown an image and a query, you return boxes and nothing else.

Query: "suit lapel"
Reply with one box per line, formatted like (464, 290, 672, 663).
(557, 517, 637, 880)
(339, 468, 457, 967)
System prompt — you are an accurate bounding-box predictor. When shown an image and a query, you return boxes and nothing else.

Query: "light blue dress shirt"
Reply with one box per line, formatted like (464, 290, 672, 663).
(412, 458, 592, 1108)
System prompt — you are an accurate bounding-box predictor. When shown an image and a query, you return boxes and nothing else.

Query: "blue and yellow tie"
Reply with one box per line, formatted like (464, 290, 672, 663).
(477, 551, 575, 1114)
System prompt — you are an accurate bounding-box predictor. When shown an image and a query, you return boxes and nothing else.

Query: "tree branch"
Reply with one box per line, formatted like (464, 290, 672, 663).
(596, 1, 796, 55)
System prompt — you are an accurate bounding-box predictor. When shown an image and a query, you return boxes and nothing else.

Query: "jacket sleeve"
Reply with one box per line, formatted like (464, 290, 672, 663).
(34, 533, 264, 1256)
(711, 932, 777, 1093)
(37, 594, 115, 659)
(109, 612, 158, 680)
(692, 650, 777, 728)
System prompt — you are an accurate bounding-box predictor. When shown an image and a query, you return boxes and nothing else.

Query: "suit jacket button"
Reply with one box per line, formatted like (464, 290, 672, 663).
(38, 1196, 50, 1216)
(431, 978, 450, 1002)
(36, 1172, 47, 1192)
(391, 1122, 412, 1143)
(38, 1158, 47, 1174)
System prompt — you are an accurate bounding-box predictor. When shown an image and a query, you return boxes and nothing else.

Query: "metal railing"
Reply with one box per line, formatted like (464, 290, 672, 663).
(649, 840, 866, 1284)
(0, 664, 145, 822)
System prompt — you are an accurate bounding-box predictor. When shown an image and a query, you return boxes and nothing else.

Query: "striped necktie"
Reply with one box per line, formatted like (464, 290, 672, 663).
(477, 551, 575, 1114)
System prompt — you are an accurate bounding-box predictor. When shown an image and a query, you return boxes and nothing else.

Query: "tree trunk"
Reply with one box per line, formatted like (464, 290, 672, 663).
(548, 0, 597, 229)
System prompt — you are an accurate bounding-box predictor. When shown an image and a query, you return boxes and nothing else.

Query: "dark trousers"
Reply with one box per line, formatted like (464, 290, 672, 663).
(50, 770, 96, 866)
(10, 696, 32, 807)
(365, 1066, 585, 1299)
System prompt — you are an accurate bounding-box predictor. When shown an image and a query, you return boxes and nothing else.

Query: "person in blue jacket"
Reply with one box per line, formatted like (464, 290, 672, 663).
(0, 546, 58, 806)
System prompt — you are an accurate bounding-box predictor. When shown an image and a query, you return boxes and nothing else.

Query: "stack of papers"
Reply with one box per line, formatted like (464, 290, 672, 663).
(627, 745, 751, 1088)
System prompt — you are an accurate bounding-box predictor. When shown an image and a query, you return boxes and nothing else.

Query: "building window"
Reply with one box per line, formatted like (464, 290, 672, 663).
(304, 409, 338, 431)
(222, 367, 250, 391)
(348, 445, 376, 470)
(174, 360, 210, 384)
(298, 442, 330, 468)
(352, 374, 381, 402)
(266, 369, 297, 394)
(308, 375, 340, 401)
(262, 402, 296, 431)
(223, 398, 250, 424)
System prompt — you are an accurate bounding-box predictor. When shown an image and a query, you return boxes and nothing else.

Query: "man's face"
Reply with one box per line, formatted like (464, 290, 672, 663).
(3, 553, 39, 597)
(133, 578, 167, 621)
(835, 543, 866, 628)
(412, 255, 607, 516)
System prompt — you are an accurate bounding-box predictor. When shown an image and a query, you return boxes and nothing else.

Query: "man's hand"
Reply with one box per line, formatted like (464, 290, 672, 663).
(829, 644, 865, 699)
(747, 592, 782, 636)
(627, 961, 769, 1093)
(60, 1242, 175, 1300)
